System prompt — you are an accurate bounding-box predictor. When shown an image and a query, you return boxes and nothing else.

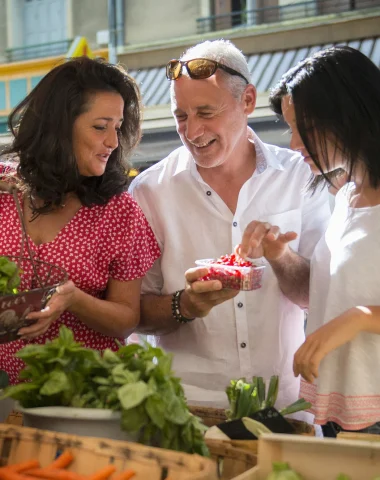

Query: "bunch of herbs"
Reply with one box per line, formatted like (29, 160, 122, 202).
(2, 326, 208, 456)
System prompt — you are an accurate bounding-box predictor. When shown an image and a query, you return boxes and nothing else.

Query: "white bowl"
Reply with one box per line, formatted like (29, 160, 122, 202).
(16, 405, 138, 441)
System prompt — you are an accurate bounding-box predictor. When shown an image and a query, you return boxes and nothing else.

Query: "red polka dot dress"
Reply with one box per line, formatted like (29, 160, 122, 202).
(0, 186, 161, 384)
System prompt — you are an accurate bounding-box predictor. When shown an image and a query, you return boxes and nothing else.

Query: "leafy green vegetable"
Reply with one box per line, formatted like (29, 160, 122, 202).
(279, 398, 312, 417)
(226, 375, 311, 420)
(1, 326, 208, 456)
(266, 462, 304, 480)
(0, 256, 21, 294)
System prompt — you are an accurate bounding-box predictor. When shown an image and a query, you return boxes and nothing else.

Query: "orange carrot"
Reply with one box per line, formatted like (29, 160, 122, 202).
(26, 469, 84, 480)
(111, 470, 135, 480)
(87, 466, 116, 480)
(8, 461, 41, 473)
(45, 452, 74, 470)
(0, 471, 34, 480)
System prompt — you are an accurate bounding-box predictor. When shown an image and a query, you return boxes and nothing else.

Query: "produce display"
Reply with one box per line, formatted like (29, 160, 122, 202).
(1, 326, 208, 456)
(0, 256, 21, 294)
(0, 450, 136, 480)
(225, 376, 311, 421)
(195, 253, 265, 290)
(266, 462, 380, 480)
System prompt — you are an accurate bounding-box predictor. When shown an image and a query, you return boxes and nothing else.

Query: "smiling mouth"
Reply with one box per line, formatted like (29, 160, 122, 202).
(191, 139, 216, 149)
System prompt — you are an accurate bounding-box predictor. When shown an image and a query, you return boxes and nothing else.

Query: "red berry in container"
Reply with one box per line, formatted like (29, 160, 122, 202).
(195, 253, 266, 291)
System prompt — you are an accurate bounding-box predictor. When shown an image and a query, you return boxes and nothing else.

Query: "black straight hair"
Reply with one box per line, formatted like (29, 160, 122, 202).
(269, 46, 380, 191)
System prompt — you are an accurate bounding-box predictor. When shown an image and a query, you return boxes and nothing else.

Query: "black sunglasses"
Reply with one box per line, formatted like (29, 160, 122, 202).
(166, 58, 249, 84)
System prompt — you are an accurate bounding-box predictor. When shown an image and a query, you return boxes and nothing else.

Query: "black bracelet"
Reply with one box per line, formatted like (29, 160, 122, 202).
(171, 290, 195, 324)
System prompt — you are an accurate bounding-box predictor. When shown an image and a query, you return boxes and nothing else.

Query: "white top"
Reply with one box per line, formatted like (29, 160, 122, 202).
(302, 183, 380, 429)
(129, 128, 330, 415)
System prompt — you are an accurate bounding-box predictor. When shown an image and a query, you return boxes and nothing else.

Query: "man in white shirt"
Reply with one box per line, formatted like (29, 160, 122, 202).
(129, 39, 330, 411)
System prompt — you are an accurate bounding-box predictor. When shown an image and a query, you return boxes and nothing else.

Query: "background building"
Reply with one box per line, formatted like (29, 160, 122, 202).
(0, 0, 379, 171)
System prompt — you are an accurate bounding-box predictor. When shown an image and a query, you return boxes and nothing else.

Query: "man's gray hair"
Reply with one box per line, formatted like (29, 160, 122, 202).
(170, 39, 251, 101)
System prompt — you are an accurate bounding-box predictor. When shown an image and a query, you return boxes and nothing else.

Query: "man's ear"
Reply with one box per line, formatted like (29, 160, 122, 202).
(243, 84, 256, 115)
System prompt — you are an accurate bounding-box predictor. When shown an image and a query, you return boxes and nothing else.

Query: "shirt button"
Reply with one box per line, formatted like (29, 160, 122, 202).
(240, 342, 247, 348)
(206, 191, 212, 196)
(237, 302, 243, 308)
(233, 221, 237, 227)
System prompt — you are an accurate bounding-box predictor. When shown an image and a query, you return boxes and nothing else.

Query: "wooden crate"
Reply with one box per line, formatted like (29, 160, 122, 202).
(189, 405, 314, 479)
(4, 410, 23, 426)
(0, 424, 218, 480)
(232, 433, 380, 479)
(338, 431, 380, 442)
(205, 439, 257, 480)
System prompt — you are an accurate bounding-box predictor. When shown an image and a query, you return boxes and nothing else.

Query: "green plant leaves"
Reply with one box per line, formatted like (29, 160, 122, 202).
(2, 325, 209, 456)
(118, 381, 152, 410)
(40, 370, 70, 396)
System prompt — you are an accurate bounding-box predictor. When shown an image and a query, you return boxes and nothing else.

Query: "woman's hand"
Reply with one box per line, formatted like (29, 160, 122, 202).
(293, 309, 362, 383)
(18, 281, 77, 340)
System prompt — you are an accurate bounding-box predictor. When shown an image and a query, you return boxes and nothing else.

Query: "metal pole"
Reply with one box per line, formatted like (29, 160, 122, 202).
(115, 0, 125, 48)
(108, 0, 117, 64)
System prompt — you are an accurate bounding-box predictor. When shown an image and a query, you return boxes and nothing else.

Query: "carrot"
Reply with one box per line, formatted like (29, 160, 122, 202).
(8, 461, 41, 473)
(87, 466, 116, 480)
(45, 452, 74, 470)
(26, 469, 84, 480)
(111, 470, 136, 480)
(0, 471, 34, 480)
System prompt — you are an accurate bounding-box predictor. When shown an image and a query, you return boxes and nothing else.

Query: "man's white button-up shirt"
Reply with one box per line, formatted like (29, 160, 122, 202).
(129, 129, 331, 411)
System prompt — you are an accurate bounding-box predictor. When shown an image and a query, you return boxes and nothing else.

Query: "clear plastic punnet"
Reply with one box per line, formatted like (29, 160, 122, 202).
(195, 255, 266, 291)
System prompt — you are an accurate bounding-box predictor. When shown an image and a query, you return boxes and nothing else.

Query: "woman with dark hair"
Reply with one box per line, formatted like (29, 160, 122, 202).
(0, 57, 160, 384)
(239, 46, 380, 434)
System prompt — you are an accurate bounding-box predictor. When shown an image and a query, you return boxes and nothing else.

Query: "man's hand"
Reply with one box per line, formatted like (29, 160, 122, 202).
(293, 309, 362, 383)
(18, 281, 77, 340)
(180, 267, 239, 318)
(236, 220, 297, 261)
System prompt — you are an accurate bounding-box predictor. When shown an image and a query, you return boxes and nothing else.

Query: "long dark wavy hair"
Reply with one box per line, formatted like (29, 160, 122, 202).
(4, 56, 142, 215)
(269, 46, 380, 191)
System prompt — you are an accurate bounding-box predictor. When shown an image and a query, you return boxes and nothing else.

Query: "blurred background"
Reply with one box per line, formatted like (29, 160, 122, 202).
(0, 0, 379, 175)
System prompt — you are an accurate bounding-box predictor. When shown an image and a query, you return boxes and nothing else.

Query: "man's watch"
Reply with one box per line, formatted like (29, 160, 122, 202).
(171, 290, 195, 324)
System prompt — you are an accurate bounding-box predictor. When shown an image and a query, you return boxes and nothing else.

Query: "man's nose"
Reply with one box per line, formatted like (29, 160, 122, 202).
(185, 117, 204, 142)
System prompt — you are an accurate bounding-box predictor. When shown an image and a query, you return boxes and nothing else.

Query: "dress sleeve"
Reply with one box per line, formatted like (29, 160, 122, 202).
(108, 193, 161, 282)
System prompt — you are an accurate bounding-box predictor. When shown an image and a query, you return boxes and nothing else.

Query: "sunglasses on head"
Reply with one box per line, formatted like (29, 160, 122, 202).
(166, 58, 249, 84)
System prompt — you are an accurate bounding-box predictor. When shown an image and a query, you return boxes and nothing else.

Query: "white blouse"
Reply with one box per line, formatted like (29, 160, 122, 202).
(302, 183, 380, 429)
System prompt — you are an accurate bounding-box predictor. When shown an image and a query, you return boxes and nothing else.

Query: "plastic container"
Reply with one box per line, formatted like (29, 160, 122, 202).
(195, 259, 266, 291)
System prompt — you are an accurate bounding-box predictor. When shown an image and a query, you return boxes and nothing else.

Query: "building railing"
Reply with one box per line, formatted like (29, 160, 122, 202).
(5, 39, 73, 63)
(197, 0, 380, 34)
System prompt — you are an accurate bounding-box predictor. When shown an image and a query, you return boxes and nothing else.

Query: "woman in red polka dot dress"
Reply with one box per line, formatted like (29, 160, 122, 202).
(0, 57, 161, 385)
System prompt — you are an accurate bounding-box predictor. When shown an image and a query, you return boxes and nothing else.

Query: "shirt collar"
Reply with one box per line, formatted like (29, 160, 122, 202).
(247, 127, 284, 172)
(172, 126, 285, 177)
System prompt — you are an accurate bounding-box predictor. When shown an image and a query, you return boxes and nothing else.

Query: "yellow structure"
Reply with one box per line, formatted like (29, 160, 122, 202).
(66, 37, 94, 59)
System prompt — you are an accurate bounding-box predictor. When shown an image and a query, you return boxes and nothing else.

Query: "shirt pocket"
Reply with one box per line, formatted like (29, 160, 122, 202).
(260, 209, 302, 252)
